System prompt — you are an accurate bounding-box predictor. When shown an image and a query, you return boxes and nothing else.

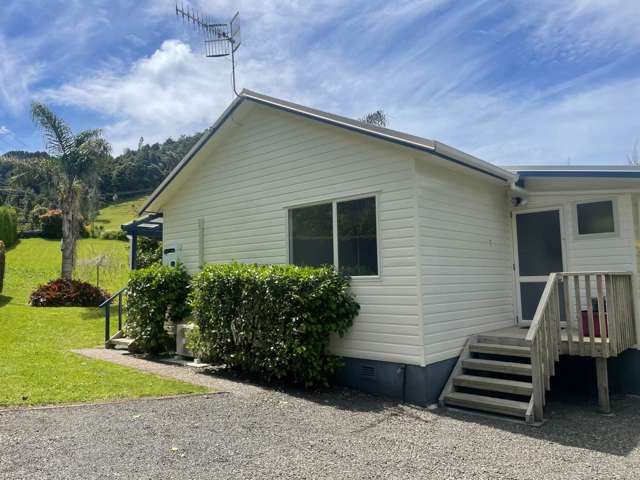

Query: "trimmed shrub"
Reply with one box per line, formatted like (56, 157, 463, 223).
(126, 263, 191, 354)
(0, 240, 5, 294)
(0, 206, 18, 247)
(30, 278, 111, 307)
(40, 209, 63, 239)
(137, 237, 162, 268)
(100, 229, 128, 241)
(188, 263, 360, 386)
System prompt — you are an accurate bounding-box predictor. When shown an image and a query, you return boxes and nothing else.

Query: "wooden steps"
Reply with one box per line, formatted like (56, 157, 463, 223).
(469, 343, 531, 357)
(439, 335, 540, 423)
(453, 375, 533, 396)
(462, 358, 532, 376)
(443, 392, 529, 418)
(105, 331, 137, 351)
(110, 337, 136, 349)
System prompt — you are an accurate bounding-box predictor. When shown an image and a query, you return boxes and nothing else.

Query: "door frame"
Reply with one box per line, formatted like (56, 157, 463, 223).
(511, 206, 568, 325)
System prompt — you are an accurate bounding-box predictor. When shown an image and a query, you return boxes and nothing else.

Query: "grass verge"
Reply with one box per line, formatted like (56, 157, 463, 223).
(0, 238, 206, 407)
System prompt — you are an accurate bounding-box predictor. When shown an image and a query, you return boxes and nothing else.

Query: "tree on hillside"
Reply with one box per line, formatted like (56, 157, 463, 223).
(31, 102, 111, 279)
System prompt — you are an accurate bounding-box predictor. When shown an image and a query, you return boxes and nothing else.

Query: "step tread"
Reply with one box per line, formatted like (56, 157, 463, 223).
(453, 374, 533, 395)
(463, 358, 532, 375)
(469, 343, 531, 357)
(444, 392, 529, 417)
(111, 337, 135, 346)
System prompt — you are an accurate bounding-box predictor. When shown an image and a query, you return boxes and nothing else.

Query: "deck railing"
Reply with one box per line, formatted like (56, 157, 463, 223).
(525, 271, 637, 423)
(525, 273, 561, 423)
(559, 272, 636, 358)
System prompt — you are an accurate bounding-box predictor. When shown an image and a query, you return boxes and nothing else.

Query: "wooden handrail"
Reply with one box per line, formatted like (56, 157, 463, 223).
(525, 273, 561, 424)
(526, 271, 636, 424)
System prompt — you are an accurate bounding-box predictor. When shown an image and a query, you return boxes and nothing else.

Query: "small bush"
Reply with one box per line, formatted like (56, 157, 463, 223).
(137, 237, 162, 268)
(0, 206, 18, 247)
(100, 229, 128, 241)
(0, 240, 5, 294)
(126, 263, 191, 354)
(40, 209, 63, 239)
(188, 263, 360, 386)
(30, 278, 111, 307)
(84, 223, 104, 239)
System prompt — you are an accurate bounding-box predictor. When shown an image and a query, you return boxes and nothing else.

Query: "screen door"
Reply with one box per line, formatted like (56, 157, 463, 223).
(515, 209, 564, 322)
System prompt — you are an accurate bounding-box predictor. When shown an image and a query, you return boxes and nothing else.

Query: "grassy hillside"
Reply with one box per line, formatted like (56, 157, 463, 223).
(94, 195, 148, 230)
(0, 238, 205, 407)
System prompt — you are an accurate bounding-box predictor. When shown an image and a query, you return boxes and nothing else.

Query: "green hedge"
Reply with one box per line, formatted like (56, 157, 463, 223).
(0, 240, 5, 294)
(40, 209, 63, 239)
(188, 263, 360, 386)
(0, 206, 17, 247)
(126, 263, 191, 354)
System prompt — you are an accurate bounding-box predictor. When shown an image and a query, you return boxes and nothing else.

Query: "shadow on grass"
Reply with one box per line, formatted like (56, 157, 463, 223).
(0, 295, 13, 308)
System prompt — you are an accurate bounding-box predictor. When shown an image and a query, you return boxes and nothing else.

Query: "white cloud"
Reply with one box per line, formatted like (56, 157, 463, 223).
(38, 0, 640, 165)
(42, 39, 298, 152)
(0, 35, 44, 113)
(0, 126, 10, 135)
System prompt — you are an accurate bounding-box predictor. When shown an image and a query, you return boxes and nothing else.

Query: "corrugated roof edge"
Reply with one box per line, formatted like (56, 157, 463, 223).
(140, 89, 515, 214)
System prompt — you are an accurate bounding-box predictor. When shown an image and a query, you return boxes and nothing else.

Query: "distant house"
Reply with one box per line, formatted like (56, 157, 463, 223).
(137, 90, 640, 423)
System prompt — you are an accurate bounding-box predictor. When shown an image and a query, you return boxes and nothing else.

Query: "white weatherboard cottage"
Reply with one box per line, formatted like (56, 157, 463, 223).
(138, 90, 640, 423)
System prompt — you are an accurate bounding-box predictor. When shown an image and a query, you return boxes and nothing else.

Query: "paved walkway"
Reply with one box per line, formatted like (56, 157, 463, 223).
(2, 350, 640, 479)
(73, 348, 265, 397)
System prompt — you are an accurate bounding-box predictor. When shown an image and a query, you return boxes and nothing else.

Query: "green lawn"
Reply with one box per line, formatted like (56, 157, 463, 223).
(94, 195, 148, 229)
(0, 238, 206, 407)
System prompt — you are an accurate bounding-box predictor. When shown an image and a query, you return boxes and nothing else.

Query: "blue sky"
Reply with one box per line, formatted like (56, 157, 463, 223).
(1, 0, 639, 165)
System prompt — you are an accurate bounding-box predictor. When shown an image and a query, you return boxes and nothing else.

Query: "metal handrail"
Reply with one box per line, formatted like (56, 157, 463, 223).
(100, 286, 127, 343)
(99, 286, 127, 308)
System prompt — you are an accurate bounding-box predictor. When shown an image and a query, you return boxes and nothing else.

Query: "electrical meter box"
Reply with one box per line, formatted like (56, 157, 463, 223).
(162, 243, 182, 267)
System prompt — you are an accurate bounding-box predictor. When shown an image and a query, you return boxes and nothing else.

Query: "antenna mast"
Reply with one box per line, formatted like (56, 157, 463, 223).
(176, 3, 242, 96)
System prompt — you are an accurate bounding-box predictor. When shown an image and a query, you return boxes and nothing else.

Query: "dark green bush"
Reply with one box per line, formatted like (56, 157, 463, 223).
(126, 263, 191, 354)
(137, 237, 162, 268)
(0, 240, 5, 294)
(40, 209, 63, 239)
(0, 206, 18, 247)
(100, 229, 128, 241)
(188, 263, 360, 386)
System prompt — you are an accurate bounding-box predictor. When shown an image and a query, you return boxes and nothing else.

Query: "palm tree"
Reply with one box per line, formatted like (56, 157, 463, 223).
(31, 102, 111, 279)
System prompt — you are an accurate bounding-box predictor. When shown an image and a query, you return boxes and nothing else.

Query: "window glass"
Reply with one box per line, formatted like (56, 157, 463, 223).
(337, 197, 378, 276)
(577, 201, 615, 235)
(289, 203, 333, 267)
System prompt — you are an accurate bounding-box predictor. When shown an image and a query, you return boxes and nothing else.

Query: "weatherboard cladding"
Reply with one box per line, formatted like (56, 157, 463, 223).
(416, 160, 515, 365)
(521, 192, 636, 274)
(162, 104, 424, 365)
(141, 90, 514, 214)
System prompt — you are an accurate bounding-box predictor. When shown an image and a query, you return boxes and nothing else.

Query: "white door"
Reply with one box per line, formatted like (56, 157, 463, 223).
(514, 209, 565, 323)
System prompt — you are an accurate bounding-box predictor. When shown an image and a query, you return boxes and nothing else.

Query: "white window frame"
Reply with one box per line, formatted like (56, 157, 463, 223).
(573, 198, 619, 239)
(285, 192, 381, 279)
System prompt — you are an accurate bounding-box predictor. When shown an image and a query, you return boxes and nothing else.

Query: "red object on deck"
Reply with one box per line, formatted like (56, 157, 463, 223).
(581, 311, 608, 338)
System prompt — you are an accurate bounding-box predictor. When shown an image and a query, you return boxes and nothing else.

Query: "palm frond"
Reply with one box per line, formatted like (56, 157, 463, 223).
(31, 102, 74, 158)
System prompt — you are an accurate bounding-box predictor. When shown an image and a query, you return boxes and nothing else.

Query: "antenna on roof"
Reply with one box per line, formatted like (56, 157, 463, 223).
(176, 3, 242, 96)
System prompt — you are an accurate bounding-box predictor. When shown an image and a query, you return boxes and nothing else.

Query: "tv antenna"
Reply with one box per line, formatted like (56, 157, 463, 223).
(176, 3, 242, 96)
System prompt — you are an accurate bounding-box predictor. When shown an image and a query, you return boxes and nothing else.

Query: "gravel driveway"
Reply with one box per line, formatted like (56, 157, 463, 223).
(2, 368, 640, 479)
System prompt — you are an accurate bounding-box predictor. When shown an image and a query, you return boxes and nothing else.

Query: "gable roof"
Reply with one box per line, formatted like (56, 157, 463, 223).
(140, 89, 517, 213)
